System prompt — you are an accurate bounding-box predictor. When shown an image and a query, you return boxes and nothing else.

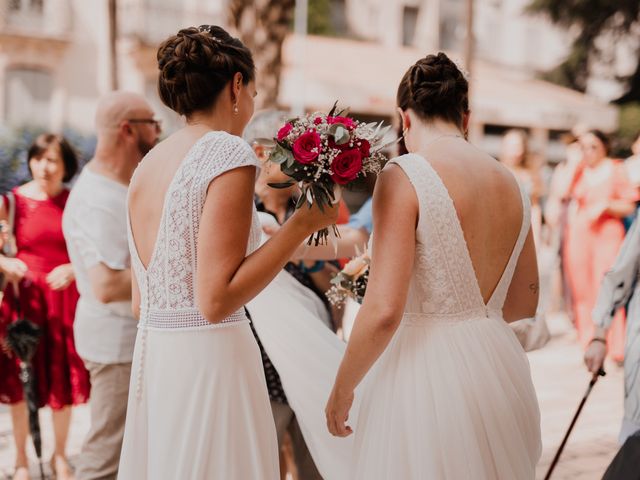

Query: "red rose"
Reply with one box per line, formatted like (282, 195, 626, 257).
(331, 148, 362, 185)
(358, 139, 370, 158)
(327, 116, 356, 129)
(277, 123, 293, 141)
(292, 130, 322, 164)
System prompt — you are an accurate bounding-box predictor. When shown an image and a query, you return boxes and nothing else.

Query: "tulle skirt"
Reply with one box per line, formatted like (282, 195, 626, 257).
(117, 321, 279, 480)
(352, 314, 541, 480)
(247, 270, 357, 480)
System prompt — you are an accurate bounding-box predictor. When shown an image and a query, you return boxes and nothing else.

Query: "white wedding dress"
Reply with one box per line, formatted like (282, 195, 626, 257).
(247, 230, 358, 479)
(351, 153, 542, 479)
(118, 131, 279, 479)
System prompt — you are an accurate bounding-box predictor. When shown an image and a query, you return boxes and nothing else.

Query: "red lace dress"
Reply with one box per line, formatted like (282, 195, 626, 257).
(0, 188, 90, 409)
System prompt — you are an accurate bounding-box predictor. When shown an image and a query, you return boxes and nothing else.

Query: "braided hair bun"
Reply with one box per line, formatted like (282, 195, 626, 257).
(397, 52, 469, 128)
(157, 25, 255, 116)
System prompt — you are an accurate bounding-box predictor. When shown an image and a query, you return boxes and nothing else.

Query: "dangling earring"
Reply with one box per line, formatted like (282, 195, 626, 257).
(233, 102, 239, 115)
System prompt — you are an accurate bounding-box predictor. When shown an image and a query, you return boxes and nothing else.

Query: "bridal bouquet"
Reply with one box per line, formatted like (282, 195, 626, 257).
(326, 248, 370, 306)
(268, 103, 392, 245)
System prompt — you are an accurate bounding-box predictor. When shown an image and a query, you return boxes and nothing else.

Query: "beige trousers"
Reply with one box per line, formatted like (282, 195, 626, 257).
(75, 361, 131, 480)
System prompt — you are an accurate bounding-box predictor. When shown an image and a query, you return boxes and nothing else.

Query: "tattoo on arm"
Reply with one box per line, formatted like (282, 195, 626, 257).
(529, 282, 539, 295)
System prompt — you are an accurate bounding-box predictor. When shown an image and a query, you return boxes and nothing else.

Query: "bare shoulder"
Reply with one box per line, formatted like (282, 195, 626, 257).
(375, 162, 418, 205)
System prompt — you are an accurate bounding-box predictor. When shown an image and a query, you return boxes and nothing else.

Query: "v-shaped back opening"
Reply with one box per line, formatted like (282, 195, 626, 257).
(128, 130, 218, 273)
(402, 153, 528, 309)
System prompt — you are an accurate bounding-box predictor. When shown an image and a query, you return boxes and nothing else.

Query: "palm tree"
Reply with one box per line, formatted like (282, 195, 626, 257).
(228, 0, 295, 109)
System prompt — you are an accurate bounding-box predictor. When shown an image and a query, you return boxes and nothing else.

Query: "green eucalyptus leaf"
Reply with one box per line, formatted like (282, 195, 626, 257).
(329, 124, 350, 145)
(296, 193, 307, 209)
(268, 181, 295, 189)
(268, 144, 290, 165)
(328, 100, 339, 117)
(285, 154, 295, 169)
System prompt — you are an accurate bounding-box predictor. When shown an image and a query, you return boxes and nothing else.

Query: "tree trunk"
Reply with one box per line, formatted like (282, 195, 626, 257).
(108, 0, 118, 90)
(228, 0, 295, 109)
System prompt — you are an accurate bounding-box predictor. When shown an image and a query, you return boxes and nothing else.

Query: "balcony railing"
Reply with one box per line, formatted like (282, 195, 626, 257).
(118, 1, 225, 46)
(0, 0, 70, 37)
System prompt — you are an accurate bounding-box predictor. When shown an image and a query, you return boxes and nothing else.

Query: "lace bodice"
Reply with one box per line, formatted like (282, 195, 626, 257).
(388, 153, 530, 324)
(127, 131, 261, 330)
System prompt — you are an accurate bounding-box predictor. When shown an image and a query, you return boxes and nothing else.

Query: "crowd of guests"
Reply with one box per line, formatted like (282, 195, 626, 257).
(499, 126, 640, 448)
(0, 89, 639, 478)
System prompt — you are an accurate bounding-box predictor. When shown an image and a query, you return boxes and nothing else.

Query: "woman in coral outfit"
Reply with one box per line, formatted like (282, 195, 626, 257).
(564, 130, 639, 362)
(0, 134, 90, 480)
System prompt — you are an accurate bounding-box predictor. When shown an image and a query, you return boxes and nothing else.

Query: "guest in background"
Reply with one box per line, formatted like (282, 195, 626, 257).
(0, 134, 90, 480)
(499, 129, 544, 242)
(244, 109, 331, 480)
(544, 127, 586, 317)
(587, 215, 640, 443)
(564, 130, 638, 362)
(624, 131, 640, 189)
(63, 91, 160, 480)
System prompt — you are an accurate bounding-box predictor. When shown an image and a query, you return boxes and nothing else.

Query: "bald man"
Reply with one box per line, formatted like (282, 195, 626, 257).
(63, 91, 160, 480)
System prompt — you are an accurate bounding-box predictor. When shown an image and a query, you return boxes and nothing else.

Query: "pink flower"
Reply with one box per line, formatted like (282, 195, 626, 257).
(292, 130, 322, 164)
(313, 117, 323, 125)
(331, 148, 362, 185)
(277, 123, 293, 141)
(327, 116, 356, 129)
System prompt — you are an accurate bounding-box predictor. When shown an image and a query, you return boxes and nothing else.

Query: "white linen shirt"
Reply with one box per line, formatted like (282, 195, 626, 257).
(63, 167, 137, 364)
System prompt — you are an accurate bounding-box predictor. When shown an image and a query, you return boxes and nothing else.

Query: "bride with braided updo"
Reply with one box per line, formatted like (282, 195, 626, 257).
(117, 25, 337, 479)
(325, 53, 542, 479)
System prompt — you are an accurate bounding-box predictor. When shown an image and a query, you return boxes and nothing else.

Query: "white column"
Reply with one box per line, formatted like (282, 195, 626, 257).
(44, 0, 72, 35)
(50, 75, 67, 132)
(414, 0, 440, 51)
(378, 1, 401, 48)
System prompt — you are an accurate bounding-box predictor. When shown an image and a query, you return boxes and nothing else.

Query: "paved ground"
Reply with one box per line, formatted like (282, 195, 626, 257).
(0, 313, 625, 479)
(532, 313, 624, 480)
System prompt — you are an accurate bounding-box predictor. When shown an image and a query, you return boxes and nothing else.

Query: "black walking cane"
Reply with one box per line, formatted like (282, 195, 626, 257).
(544, 367, 606, 480)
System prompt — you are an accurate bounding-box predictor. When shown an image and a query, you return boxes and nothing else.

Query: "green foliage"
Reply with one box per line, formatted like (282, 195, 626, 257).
(527, 0, 640, 100)
(308, 0, 336, 36)
(615, 102, 640, 155)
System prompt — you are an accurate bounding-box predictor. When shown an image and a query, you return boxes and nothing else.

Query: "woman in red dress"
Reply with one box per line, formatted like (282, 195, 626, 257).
(0, 134, 90, 480)
(564, 130, 639, 363)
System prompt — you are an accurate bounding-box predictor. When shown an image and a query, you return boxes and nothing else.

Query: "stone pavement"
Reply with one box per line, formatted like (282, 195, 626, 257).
(0, 313, 625, 479)
(532, 313, 624, 480)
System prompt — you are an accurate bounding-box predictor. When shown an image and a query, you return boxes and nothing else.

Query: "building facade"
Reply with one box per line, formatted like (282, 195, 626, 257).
(0, 0, 619, 162)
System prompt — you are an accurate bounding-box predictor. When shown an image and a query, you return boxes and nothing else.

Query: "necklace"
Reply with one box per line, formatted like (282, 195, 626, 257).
(423, 133, 463, 149)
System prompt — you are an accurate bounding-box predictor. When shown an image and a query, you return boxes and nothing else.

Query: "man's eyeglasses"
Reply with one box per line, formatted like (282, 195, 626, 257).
(128, 118, 162, 130)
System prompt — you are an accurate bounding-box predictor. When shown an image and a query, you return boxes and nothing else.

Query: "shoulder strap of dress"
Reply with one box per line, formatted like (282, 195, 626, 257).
(387, 153, 440, 219)
(195, 132, 260, 185)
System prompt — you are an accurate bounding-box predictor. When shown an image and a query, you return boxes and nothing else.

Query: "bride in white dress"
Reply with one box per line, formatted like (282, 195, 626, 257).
(326, 52, 542, 479)
(118, 26, 336, 479)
